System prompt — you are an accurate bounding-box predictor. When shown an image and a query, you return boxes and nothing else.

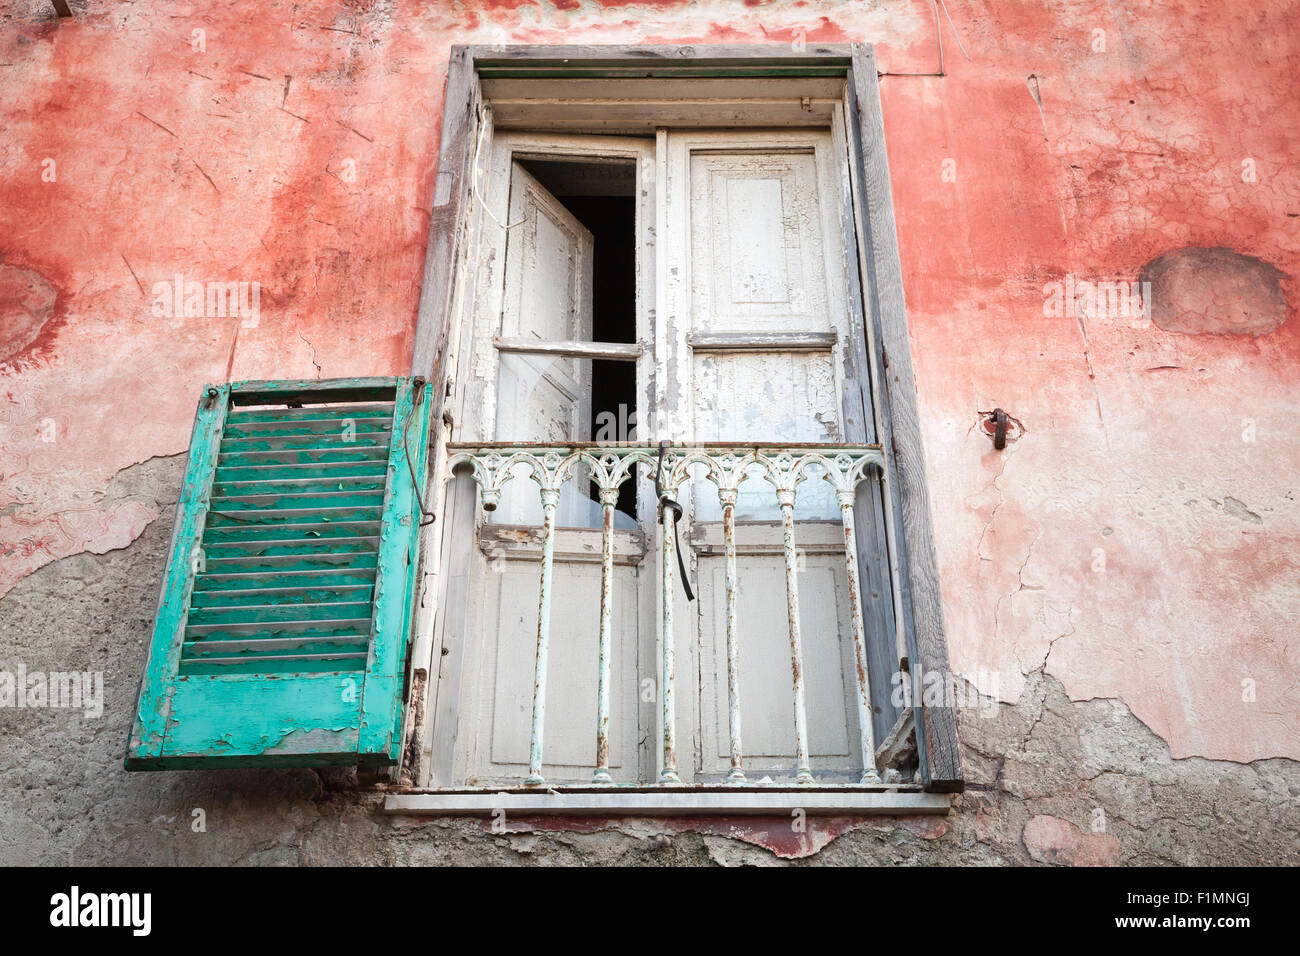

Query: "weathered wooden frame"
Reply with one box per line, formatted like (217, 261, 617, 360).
(407, 43, 962, 796)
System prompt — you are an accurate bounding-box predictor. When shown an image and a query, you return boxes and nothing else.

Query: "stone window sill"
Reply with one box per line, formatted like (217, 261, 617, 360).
(383, 786, 951, 817)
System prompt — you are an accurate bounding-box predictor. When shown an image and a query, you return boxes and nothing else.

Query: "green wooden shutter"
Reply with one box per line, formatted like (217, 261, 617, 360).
(125, 377, 431, 770)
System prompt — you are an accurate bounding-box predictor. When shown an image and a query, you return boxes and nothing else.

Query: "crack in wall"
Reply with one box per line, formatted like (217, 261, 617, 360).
(298, 331, 323, 378)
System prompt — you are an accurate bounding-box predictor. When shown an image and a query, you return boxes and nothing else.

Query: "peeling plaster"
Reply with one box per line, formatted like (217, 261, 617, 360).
(1, 1, 1297, 781)
(3, 494, 1295, 865)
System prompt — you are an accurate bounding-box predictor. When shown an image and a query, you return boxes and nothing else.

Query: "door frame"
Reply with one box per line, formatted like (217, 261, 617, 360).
(407, 44, 963, 795)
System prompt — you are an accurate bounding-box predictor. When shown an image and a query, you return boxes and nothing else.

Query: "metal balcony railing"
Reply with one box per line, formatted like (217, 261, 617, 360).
(445, 441, 888, 788)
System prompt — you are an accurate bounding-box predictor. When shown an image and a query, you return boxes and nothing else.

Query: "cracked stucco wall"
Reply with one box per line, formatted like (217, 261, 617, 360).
(0, 0, 1297, 863)
(0, 457, 1296, 864)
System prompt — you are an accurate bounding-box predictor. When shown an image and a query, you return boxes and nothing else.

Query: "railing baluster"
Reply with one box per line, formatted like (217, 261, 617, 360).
(659, 491, 682, 784)
(837, 488, 882, 784)
(720, 487, 746, 784)
(525, 486, 560, 786)
(777, 488, 814, 785)
(592, 486, 618, 784)
(445, 443, 891, 792)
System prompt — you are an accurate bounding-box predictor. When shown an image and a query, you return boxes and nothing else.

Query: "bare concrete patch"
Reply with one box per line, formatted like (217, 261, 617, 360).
(1140, 246, 1288, 336)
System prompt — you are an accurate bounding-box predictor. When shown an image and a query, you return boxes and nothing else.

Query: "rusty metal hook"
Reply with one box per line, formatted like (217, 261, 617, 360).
(991, 408, 1008, 450)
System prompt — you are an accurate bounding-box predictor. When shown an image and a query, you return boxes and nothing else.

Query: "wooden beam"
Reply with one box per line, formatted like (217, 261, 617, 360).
(51, 0, 72, 18)
(126, 385, 229, 767)
(849, 44, 963, 792)
(686, 331, 836, 352)
(469, 44, 852, 79)
(358, 377, 431, 765)
(494, 338, 640, 361)
(831, 101, 906, 754)
(484, 76, 843, 133)
(411, 46, 478, 394)
(424, 471, 477, 786)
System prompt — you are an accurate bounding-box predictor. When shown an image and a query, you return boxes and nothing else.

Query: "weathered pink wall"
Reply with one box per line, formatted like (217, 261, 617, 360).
(1, 0, 1296, 767)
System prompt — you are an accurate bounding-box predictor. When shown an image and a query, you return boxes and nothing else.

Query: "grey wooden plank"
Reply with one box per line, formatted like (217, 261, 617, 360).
(469, 44, 852, 76)
(687, 331, 837, 351)
(832, 104, 907, 754)
(411, 45, 478, 395)
(404, 49, 478, 784)
(494, 338, 641, 361)
(425, 471, 478, 786)
(849, 43, 962, 792)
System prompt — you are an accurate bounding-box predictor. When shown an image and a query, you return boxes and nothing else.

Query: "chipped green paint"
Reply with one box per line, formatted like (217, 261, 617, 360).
(125, 383, 228, 767)
(159, 675, 363, 768)
(358, 376, 431, 766)
(125, 377, 431, 771)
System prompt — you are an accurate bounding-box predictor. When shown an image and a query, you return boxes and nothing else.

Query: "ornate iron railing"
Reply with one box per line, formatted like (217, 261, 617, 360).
(445, 442, 888, 788)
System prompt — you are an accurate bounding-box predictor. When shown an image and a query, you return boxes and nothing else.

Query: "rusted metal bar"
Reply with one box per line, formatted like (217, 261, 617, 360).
(592, 487, 618, 784)
(720, 489, 746, 784)
(659, 498, 682, 784)
(778, 489, 814, 784)
(524, 487, 560, 786)
(838, 489, 882, 784)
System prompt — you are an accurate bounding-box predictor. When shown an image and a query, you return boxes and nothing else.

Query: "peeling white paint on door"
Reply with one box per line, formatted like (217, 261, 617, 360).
(443, 127, 872, 787)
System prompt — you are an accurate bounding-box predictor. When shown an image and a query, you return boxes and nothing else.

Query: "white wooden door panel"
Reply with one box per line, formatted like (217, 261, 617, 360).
(452, 141, 648, 788)
(688, 150, 830, 332)
(495, 352, 585, 442)
(494, 160, 595, 526)
(691, 349, 841, 521)
(663, 130, 863, 782)
(461, 556, 640, 786)
(694, 525, 863, 783)
(502, 161, 595, 348)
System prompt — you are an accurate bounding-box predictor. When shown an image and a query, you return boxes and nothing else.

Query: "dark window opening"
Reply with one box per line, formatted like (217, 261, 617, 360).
(519, 157, 638, 519)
